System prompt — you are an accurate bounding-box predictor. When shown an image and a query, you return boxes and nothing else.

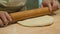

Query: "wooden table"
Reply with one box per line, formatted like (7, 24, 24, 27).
(0, 10, 60, 34)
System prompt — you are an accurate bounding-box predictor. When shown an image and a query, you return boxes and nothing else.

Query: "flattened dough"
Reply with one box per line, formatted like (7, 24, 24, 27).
(17, 15, 54, 26)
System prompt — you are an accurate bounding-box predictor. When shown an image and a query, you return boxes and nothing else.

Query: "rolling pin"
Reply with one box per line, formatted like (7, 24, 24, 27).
(10, 7, 51, 21)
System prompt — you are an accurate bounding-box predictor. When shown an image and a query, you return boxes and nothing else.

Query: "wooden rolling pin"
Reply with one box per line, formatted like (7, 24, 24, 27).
(10, 7, 51, 21)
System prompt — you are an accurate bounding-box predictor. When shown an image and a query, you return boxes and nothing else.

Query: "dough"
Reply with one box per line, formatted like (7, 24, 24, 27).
(17, 15, 54, 27)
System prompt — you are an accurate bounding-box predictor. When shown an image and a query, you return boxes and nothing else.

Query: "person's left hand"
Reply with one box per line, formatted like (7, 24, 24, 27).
(40, 0, 60, 11)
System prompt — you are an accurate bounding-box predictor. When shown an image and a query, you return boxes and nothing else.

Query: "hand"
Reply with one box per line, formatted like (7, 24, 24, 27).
(0, 11, 12, 27)
(40, 0, 60, 11)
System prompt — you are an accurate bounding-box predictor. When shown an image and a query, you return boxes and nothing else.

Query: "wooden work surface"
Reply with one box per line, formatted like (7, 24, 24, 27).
(0, 10, 60, 34)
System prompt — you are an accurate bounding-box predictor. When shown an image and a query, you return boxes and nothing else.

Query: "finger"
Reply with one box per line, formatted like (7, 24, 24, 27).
(52, 1, 58, 11)
(48, 3, 52, 11)
(0, 19, 4, 26)
(4, 12, 13, 23)
(53, 0, 60, 9)
(0, 13, 9, 25)
(52, 5, 58, 11)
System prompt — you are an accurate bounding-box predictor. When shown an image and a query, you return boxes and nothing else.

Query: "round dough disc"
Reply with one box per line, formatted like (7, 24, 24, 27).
(17, 15, 54, 27)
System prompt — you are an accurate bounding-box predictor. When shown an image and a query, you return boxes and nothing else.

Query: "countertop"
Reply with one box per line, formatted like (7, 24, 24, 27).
(0, 10, 60, 34)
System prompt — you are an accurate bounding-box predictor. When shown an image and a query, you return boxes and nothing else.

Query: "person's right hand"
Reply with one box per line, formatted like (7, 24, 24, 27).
(0, 11, 12, 27)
